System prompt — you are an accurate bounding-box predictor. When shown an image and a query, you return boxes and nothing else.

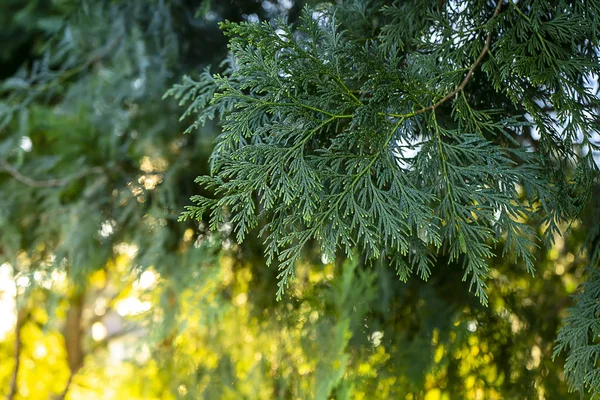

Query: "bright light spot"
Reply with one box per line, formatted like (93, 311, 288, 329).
(33, 344, 47, 359)
(278, 0, 293, 10)
(115, 297, 152, 316)
(19, 136, 32, 152)
(178, 385, 188, 396)
(114, 243, 139, 257)
(320, 254, 332, 264)
(15, 276, 30, 288)
(393, 131, 423, 171)
(0, 263, 16, 296)
(183, 228, 194, 242)
(493, 208, 502, 221)
(137, 174, 163, 190)
(50, 270, 67, 290)
(140, 156, 154, 173)
(234, 293, 248, 306)
(218, 222, 232, 234)
(100, 220, 116, 238)
(555, 264, 565, 275)
(467, 321, 478, 332)
(0, 263, 13, 274)
(92, 322, 108, 341)
(140, 156, 167, 173)
(0, 264, 16, 339)
(108, 340, 126, 363)
(94, 298, 107, 316)
(510, 314, 523, 333)
(246, 13, 259, 23)
(133, 270, 158, 291)
(527, 345, 542, 370)
(425, 388, 442, 400)
(275, 28, 288, 41)
(370, 331, 384, 347)
(132, 77, 145, 90)
(298, 363, 311, 375)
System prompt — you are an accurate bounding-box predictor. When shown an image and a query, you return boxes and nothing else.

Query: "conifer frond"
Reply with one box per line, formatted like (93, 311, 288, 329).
(169, 1, 599, 308)
(554, 196, 600, 394)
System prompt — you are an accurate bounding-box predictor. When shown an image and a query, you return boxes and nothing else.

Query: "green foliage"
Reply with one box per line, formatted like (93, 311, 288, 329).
(555, 268, 600, 394)
(0, 0, 79, 79)
(0, 0, 186, 284)
(554, 194, 600, 394)
(169, 0, 600, 305)
(1, 0, 599, 398)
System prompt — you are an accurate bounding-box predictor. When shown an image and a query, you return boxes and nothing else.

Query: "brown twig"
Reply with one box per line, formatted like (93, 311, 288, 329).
(54, 289, 86, 400)
(54, 324, 144, 400)
(8, 308, 27, 400)
(56, 372, 75, 400)
(0, 160, 105, 188)
(411, 0, 503, 117)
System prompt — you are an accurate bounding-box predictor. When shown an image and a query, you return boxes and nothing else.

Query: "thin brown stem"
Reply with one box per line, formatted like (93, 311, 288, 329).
(55, 289, 86, 400)
(390, 0, 503, 119)
(56, 372, 75, 400)
(0, 160, 105, 188)
(8, 308, 26, 400)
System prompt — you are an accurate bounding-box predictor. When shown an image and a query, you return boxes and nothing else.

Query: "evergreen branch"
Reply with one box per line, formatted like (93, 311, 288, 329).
(290, 98, 353, 119)
(431, 112, 457, 226)
(389, 0, 503, 118)
(174, 0, 599, 331)
(213, 81, 354, 120)
(274, 23, 363, 106)
(288, 117, 337, 153)
(0, 33, 123, 98)
(34, 33, 123, 94)
(309, 117, 405, 237)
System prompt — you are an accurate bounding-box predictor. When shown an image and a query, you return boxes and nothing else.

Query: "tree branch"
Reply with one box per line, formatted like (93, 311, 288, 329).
(0, 160, 105, 188)
(7, 308, 27, 400)
(55, 289, 86, 400)
(391, 0, 503, 118)
(32, 33, 123, 95)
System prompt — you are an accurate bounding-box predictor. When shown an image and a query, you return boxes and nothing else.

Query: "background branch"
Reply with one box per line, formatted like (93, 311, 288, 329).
(414, 0, 503, 116)
(0, 159, 105, 188)
(8, 307, 27, 400)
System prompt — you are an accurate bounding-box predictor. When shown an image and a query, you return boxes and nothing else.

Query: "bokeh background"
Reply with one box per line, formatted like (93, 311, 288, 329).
(0, 1, 593, 399)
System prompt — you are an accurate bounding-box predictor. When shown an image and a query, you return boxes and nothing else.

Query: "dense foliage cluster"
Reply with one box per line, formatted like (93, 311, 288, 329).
(169, 0, 600, 394)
